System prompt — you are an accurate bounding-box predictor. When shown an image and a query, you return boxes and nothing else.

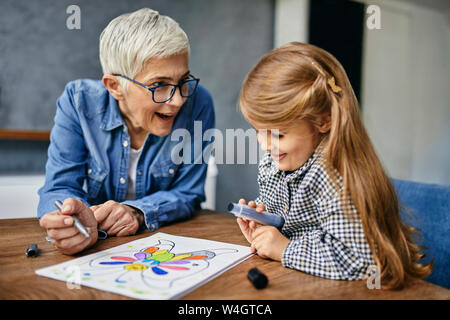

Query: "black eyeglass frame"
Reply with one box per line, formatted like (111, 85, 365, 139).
(113, 73, 200, 103)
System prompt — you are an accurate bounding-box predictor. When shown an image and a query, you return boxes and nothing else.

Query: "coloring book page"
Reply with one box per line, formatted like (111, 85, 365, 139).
(35, 232, 252, 299)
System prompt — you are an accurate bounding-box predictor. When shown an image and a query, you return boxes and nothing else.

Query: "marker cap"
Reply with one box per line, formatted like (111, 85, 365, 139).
(247, 267, 268, 289)
(26, 243, 39, 258)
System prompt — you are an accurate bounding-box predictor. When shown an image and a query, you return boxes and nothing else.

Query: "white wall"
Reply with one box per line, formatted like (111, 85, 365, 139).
(274, 0, 309, 47)
(0, 175, 44, 219)
(360, 0, 450, 185)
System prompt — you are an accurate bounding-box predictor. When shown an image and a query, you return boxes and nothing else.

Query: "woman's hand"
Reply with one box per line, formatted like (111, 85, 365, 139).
(236, 198, 265, 243)
(91, 200, 144, 236)
(40, 198, 98, 255)
(250, 226, 290, 261)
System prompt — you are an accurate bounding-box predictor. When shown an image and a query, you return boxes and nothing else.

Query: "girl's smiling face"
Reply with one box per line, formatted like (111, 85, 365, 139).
(253, 119, 322, 172)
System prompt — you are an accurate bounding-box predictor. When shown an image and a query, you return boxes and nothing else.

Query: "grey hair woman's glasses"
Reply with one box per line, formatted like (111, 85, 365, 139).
(113, 74, 199, 103)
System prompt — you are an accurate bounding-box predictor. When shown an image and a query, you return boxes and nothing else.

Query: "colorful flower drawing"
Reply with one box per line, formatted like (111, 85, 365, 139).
(36, 232, 252, 299)
(75, 239, 237, 290)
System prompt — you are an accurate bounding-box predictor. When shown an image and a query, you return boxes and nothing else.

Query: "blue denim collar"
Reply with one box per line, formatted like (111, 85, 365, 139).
(100, 92, 125, 131)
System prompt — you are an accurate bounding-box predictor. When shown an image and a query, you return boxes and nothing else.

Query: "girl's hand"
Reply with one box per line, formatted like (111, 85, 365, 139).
(236, 198, 265, 243)
(92, 201, 144, 236)
(251, 226, 290, 261)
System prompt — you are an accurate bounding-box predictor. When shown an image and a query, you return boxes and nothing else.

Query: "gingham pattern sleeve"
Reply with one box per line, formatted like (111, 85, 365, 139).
(281, 192, 373, 280)
(254, 153, 273, 206)
(254, 195, 264, 206)
(256, 149, 374, 280)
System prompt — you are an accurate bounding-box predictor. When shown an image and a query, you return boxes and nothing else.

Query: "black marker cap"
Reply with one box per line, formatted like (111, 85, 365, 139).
(247, 267, 268, 289)
(26, 244, 39, 257)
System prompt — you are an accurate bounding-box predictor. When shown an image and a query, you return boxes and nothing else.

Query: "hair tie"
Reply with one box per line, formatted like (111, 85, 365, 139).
(311, 61, 342, 93)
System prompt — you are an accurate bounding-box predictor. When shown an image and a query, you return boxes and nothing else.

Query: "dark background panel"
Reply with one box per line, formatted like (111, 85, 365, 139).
(309, 0, 365, 103)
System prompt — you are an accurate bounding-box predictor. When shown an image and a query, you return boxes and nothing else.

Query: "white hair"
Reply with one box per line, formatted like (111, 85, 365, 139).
(99, 8, 190, 89)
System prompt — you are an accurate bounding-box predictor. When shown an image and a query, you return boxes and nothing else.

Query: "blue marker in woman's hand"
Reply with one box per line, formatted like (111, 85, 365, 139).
(228, 202, 284, 229)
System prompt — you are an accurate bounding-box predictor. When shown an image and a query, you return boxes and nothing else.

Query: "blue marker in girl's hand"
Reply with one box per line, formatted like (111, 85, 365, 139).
(228, 202, 284, 229)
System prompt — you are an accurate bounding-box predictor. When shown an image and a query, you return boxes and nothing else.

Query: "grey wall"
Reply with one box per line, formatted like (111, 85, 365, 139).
(0, 0, 274, 211)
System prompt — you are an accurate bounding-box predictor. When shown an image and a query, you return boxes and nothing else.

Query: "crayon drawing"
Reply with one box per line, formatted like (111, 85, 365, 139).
(86, 239, 238, 289)
(36, 232, 252, 299)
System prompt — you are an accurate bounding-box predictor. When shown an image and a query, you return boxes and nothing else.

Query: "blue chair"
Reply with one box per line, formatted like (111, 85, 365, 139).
(392, 178, 450, 289)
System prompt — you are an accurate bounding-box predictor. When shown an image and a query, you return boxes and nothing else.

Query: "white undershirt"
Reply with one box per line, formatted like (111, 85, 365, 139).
(125, 146, 143, 200)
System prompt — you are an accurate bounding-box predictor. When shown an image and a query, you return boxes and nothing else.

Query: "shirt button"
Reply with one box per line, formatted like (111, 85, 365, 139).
(137, 170, 142, 176)
(122, 141, 129, 147)
(284, 204, 289, 213)
(87, 168, 92, 174)
(168, 168, 175, 175)
(120, 177, 126, 184)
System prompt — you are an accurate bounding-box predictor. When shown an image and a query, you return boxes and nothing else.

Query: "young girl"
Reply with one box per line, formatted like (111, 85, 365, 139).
(237, 42, 432, 289)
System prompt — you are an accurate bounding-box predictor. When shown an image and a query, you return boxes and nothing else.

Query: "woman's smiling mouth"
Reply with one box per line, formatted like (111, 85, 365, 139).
(155, 111, 175, 121)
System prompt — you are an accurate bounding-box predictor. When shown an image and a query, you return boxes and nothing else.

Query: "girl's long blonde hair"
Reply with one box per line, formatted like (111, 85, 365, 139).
(240, 42, 432, 289)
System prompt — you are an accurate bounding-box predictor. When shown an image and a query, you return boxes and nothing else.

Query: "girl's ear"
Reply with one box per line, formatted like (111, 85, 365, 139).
(318, 113, 331, 133)
(102, 74, 125, 101)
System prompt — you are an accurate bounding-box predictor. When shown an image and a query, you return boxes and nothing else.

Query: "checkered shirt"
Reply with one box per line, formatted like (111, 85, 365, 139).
(255, 143, 375, 280)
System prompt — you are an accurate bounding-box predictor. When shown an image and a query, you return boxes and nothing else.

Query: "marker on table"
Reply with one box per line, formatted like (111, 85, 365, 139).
(247, 267, 268, 289)
(54, 200, 90, 238)
(228, 202, 285, 229)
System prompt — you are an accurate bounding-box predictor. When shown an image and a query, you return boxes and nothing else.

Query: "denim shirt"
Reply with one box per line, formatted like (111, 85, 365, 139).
(37, 79, 215, 232)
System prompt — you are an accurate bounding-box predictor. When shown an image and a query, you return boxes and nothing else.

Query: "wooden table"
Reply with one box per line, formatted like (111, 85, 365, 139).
(0, 210, 449, 300)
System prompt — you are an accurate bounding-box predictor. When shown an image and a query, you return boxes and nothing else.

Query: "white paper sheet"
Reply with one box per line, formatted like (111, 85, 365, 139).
(35, 232, 252, 300)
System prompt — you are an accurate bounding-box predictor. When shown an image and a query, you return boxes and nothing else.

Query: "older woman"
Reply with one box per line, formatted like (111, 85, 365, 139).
(38, 8, 214, 255)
